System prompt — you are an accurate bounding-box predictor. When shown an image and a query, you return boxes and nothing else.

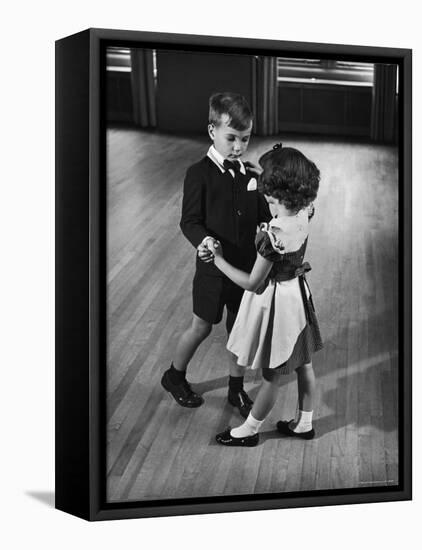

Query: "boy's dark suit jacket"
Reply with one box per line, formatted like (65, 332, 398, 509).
(180, 156, 272, 277)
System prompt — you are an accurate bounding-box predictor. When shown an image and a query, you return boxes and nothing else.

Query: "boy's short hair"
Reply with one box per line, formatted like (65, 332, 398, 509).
(209, 92, 253, 131)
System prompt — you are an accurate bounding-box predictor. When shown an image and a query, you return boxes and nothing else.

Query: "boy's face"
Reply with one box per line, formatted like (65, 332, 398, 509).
(208, 114, 252, 160)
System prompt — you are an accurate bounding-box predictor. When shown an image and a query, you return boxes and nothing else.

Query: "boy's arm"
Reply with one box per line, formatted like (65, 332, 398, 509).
(179, 166, 209, 248)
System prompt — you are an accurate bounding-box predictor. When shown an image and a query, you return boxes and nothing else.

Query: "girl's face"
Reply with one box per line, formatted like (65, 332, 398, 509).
(208, 114, 252, 160)
(265, 195, 292, 218)
(265, 195, 280, 217)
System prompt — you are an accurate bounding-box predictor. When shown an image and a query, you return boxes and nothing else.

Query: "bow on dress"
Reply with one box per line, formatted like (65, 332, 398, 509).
(295, 262, 315, 325)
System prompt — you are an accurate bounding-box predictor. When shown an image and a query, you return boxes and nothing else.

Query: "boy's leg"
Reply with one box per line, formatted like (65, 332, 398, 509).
(225, 285, 253, 418)
(173, 314, 212, 372)
(161, 314, 212, 408)
(276, 362, 316, 438)
(162, 270, 223, 408)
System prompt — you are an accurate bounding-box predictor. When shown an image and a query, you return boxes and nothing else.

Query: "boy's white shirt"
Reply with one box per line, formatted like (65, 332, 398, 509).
(207, 145, 246, 176)
(207, 146, 256, 189)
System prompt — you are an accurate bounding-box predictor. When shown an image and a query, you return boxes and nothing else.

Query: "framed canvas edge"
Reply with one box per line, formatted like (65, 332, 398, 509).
(55, 27, 412, 522)
(89, 27, 412, 59)
(56, 28, 92, 521)
(401, 47, 412, 505)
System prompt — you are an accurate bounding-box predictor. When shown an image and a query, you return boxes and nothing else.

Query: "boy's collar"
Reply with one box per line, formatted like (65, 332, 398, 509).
(207, 145, 246, 175)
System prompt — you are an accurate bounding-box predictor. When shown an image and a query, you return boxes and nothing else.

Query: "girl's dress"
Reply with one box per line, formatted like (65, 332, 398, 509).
(227, 205, 323, 374)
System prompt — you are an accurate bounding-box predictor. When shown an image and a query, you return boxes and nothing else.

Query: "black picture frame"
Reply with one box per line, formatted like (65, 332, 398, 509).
(55, 27, 412, 521)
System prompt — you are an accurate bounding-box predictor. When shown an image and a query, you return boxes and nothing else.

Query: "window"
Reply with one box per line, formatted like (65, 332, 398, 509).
(278, 58, 374, 87)
(106, 47, 158, 80)
(106, 47, 132, 72)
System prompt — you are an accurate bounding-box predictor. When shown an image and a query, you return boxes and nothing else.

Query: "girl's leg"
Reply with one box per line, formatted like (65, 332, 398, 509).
(296, 362, 315, 411)
(250, 371, 282, 420)
(230, 368, 282, 438)
(289, 362, 315, 432)
(226, 306, 247, 377)
(173, 313, 212, 372)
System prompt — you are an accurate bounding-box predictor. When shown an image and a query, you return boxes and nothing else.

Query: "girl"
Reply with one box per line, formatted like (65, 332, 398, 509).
(210, 144, 323, 446)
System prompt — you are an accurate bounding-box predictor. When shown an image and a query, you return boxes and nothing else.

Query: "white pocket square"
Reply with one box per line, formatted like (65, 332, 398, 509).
(247, 178, 257, 191)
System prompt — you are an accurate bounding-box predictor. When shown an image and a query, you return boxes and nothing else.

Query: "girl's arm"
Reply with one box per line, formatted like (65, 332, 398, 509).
(213, 249, 273, 292)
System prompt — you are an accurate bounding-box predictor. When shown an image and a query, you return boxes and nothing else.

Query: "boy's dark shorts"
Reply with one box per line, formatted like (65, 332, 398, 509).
(192, 272, 244, 324)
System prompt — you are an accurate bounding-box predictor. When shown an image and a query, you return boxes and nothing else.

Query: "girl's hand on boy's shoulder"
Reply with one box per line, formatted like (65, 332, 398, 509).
(243, 161, 262, 177)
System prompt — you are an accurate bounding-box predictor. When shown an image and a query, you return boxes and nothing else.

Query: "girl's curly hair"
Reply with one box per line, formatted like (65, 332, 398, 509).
(258, 145, 320, 213)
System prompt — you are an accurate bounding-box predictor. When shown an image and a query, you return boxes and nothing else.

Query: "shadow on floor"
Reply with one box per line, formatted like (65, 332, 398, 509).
(25, 491, 55, 508)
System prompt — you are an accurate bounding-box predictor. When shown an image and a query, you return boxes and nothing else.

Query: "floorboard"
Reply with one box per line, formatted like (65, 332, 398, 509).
(106, 128, 399, 502)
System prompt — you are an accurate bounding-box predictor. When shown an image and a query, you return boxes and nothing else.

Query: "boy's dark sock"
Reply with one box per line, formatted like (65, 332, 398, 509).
(228, 375, 244, 393)
(168, 363, 186, 385)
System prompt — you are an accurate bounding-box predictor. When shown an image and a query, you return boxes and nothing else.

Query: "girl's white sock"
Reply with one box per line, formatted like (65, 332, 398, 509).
(231, 413, 263, 438)
(289, 410, 313, 433)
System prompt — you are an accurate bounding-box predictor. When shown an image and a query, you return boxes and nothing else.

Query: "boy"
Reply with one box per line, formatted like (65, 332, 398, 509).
(161, 92, 271, 417)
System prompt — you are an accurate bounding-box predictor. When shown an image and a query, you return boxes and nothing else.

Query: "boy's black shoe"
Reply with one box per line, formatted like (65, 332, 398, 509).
(216, 427, 259, 447)
(161, 370, 204, 408)
(276, 420, 315, 440)
(227, 388, 253, 418)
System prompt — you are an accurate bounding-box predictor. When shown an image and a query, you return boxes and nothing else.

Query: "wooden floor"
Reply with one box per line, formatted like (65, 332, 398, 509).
(106, 128, 399, 502)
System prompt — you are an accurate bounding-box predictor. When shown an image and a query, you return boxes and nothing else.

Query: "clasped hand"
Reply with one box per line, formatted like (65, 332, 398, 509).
(197, 237, 223, 263)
